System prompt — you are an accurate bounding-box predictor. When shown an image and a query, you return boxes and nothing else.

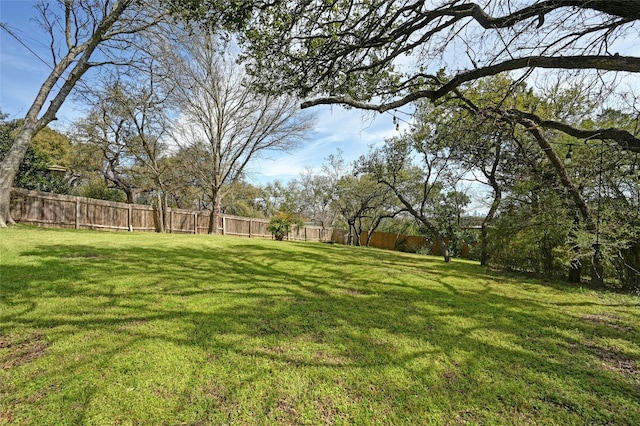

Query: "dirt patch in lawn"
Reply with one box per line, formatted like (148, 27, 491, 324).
(0, 332, 48, 370)
(583, 342, 639, 381)
(582, 313, 635, 333)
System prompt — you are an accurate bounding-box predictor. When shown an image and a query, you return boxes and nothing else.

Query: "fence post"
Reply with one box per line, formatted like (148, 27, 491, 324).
(221, 215, 225, 235)
(75, 199, 80, 229)
(249, 219, 252, 238)
(128, 205, 133, 232)
(21, 192, 25, 221)
(194, 212, 198, 234)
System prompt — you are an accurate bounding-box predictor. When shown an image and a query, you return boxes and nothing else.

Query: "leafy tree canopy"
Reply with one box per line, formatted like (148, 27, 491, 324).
(229, 0, 640, 151)
(0, 112, 71, 193)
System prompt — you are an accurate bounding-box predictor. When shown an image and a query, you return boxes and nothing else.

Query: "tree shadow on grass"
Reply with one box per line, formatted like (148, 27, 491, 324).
(1, 240, 639, 424)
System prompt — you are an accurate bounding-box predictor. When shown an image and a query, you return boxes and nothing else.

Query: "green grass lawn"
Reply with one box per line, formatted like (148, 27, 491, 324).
(1, 227, 639, 425)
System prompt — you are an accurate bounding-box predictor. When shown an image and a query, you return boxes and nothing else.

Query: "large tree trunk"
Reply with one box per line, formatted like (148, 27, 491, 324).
(568, 252, 583, 283)
(523, 121, 591, 222)
(155, 192, 166, 233)
(208, 189, 222, 234)
(0, 186, 15, 227)
(123, 184, 136, 204)
(207, 209, 218, 234)
(0, 124, 40, 226)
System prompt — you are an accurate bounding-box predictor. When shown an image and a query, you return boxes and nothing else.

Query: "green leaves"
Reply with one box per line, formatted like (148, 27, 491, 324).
(165, 0, 255, 32)
(0, 114, 71, 194)
(267, 211, 303, 240)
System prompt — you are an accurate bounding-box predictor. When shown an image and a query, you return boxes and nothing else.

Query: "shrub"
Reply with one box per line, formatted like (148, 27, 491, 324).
(267, 212, 302, 241)
(73, 180, 126, 202)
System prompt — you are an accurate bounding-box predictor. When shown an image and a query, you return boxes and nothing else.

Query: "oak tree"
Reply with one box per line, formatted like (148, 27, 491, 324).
(237, 0, 640, 151)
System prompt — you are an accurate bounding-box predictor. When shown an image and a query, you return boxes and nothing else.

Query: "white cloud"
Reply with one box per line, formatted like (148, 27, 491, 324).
(247, 105, 414, 184)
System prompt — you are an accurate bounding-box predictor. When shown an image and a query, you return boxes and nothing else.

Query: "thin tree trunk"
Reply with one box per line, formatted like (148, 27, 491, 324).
(480, 225, 490, 266)
(567, 214, 582, 283)
(480, 189, 501, 266)
(438, 235, 451, 263)
(366, 214, 389, 247)
(591, 243, 604, 287)
(355, 218, 364, 246)
(347, 220, 356, 245)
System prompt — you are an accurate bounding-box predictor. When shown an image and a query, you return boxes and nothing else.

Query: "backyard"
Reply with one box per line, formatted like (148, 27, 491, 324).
(1, 227, 639, 425)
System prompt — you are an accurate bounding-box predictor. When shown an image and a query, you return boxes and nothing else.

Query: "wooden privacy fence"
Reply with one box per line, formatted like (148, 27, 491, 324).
(360, 230, 472, 257)
(9, 188, 333, 242)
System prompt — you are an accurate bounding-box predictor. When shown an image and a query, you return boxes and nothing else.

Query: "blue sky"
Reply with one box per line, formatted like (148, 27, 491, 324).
(0, 0, 408, 186)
